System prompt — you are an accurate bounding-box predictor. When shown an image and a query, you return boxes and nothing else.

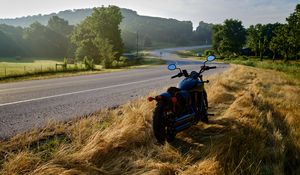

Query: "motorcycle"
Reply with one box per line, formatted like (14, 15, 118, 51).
(148, 55, 217, 143)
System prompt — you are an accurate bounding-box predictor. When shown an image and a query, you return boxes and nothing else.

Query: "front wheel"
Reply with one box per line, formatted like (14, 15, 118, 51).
(199, 91, 208, 123)
(153, 103, 166, 143)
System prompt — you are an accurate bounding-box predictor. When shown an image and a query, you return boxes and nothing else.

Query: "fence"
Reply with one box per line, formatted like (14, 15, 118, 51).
(0, 63, 88, 78)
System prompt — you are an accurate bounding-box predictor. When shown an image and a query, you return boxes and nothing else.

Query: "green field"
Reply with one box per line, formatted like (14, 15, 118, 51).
(223, 57, 300, 81)
(0, 56, 165, 82)
(0, 57, 64, 77)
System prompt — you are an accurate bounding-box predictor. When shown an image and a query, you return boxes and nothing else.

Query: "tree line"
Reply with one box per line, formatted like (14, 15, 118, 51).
(0, 16, 73, 58)
(212, 4, 299, 61)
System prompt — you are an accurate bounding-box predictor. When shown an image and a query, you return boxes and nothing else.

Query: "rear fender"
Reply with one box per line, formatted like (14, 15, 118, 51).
(157, 92, 173, 111)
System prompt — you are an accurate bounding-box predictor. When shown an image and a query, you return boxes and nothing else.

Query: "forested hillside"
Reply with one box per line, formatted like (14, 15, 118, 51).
(0, 8, 211, 57)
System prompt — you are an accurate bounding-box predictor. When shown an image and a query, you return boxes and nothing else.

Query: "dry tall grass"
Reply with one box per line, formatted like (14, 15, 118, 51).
(1, 65, 300, 175)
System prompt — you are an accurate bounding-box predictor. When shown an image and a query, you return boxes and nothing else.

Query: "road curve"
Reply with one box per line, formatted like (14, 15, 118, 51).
(0, 46, 229, 139)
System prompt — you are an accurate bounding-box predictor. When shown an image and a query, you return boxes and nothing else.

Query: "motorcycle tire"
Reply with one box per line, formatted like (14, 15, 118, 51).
(152, 102, 166, 144)
(200, 92, 209, 123)
(166, 127, 176, 143)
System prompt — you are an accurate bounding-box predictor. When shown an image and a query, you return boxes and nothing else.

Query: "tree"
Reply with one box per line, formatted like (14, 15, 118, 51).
(0, 25, 26, 56)
(212, 24, 223, 54)
(195, 21, 213, 44)
(48, 16, 73, 36)
(23, 22, 68, 57)
(0, 31, 18, 56)
(270, 25, 291, 61)
(246, 25, 259, 56)
(144, 36, 152, 47)
(213, 19, 246, 56)
(97, 39, 117, 68)
(269, 4, 300, 61)
(71, 6, 123, 67)
(286, 4, 300, 60)
(256, 24, 268, 61)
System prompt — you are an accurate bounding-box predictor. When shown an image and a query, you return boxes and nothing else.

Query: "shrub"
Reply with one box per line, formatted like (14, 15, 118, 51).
(63, 58, 68, 70)
(83, 57, 95, 70)
(204, 50, 214, 56)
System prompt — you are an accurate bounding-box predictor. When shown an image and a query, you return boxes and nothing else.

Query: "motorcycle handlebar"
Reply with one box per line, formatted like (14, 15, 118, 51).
(203, 66, 217, 70)
(171, 72, 183, 79)
(171, 75, 178, 79)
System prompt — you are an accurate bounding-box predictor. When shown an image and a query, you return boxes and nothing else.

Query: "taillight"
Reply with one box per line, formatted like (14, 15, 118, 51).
(171, 97, 177, 103)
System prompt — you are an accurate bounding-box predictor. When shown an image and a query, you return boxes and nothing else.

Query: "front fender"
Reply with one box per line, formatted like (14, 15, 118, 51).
(157, 92, 175, 112)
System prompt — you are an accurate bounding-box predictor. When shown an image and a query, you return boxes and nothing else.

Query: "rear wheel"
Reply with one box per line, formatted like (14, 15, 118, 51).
(166, 125, 176, 142)
(153, 103, 166, 144)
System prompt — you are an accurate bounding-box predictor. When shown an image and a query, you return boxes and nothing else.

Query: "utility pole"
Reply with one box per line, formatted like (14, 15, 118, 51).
(136, 31, 139, 58)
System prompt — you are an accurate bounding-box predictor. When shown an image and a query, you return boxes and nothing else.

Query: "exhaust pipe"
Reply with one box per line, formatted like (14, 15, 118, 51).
(175, 113, 195, 126)
(175, 122, 193, 132)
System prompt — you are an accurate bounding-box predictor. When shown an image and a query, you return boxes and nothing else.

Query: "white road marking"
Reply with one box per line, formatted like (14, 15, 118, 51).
(0, 75, 170, 107)
(0, 70, 142, 93)
(0, 68, 166, 94)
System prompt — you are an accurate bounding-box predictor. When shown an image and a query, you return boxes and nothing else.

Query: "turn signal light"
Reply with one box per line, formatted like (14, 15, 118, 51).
(148, 97, 155, 102)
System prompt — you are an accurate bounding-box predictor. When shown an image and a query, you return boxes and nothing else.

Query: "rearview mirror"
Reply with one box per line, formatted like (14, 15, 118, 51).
(167, 64, 177, 71)
(207, 55, 216, 62)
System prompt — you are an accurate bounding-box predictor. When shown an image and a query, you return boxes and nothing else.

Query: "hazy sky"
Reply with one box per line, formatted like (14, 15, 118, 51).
(0, 0, 298, 27)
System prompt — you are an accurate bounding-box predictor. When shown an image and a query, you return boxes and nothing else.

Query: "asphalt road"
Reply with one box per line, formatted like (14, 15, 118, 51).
(0, 45, 229, 139)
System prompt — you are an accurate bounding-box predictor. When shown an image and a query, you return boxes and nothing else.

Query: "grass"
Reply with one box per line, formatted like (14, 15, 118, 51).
(0, 57, 62, 76)
(223, 56, 300, 81)
(1, 65, 300, 174)
(0, 56, 165, 83)
(176, 47, 210, 58)
(136, 55, 166, 66)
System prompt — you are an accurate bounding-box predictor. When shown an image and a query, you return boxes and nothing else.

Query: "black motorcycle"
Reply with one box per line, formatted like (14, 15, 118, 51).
(148, 55, 216, 143)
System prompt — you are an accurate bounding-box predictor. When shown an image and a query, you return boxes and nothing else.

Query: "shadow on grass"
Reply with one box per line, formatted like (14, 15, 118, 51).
(170, 114, 300, 174)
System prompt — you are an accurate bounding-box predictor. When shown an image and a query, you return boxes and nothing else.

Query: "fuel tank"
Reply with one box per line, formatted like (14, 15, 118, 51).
(177, 78, 202, 90)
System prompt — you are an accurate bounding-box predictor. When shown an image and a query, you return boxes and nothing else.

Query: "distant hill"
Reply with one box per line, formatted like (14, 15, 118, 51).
(0, 9, 192, 42)
(0, 8, 210, 47)
(0, 8, 189, 28)
(0, 8, 93, 27)
(0, 8, 213, 57)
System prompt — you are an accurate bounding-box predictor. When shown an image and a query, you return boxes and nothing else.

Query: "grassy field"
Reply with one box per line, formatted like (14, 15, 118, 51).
(0, 57, 63, 76)
(174, 49, 300, 81)
(1, 65, 299, 174)
(0, 56, 165, 83)
(223, 57, 300, 81)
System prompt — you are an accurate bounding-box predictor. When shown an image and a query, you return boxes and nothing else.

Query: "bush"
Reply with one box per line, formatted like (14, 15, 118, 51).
(83, 57, 95, 70)
(204, 50, 214, 56)
(242, 60, 256, 67)
(112, 60, 127, 68)
(63, 58, 68, 70)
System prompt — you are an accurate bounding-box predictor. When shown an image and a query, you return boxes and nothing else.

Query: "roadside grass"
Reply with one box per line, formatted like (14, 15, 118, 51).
(223, 57, 300, 81)
(142, 42, 178, 51)
(1, 65, 300, 174)
(0, 56, 165, 83)
(133, 55, 166, 67)
(176, 48, 210, 58)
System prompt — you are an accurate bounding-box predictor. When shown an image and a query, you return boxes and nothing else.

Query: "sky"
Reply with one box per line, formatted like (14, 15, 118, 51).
(0, 0, 298, 28)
